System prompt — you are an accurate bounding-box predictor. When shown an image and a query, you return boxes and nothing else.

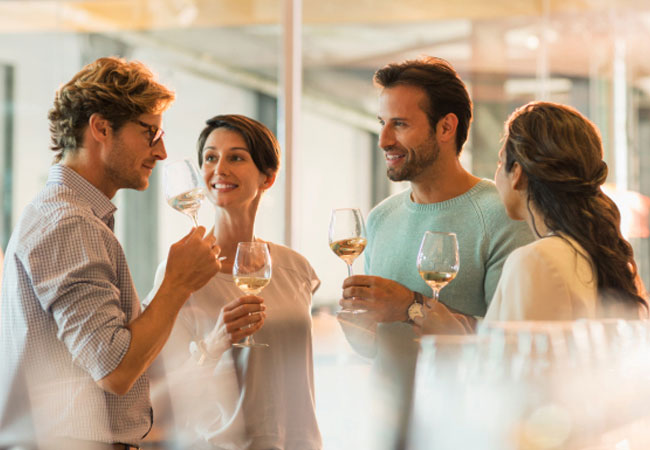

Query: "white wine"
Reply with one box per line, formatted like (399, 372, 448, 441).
(168, 187, 205, 218)
(234, 276, 270, 295)
(419, 270, 457, 290)
(330, 237, 367, 265)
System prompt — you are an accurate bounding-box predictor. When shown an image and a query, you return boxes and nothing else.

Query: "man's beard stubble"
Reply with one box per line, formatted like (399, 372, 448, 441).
(386, 138, 440, 182)
(105, 136, 149, 192)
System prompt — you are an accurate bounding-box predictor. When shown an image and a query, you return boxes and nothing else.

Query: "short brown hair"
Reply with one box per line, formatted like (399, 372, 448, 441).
(197, 114, 280, 176)
(374, 56, 472, 155)
(48, 56, 175, 162)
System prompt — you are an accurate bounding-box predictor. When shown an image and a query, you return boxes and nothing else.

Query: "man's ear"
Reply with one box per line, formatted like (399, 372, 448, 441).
(88, 113, 111, 143)
(510, 162, 528, 191)
(437, 113, 458, 144)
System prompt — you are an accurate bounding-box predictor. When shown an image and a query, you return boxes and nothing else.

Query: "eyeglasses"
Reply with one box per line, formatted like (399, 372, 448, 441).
(132, 119, 165, 147)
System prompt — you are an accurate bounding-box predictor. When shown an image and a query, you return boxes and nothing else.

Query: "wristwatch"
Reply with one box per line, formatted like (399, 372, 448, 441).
(407, 291, 425, 323)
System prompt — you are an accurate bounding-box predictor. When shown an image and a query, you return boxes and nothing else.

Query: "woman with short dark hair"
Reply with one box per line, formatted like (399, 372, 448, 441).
(147, 114, 322, 449)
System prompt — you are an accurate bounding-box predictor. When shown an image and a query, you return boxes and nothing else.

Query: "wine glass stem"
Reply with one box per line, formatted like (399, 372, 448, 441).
(431, 288, 440, 305)
(191, 213, 199, 228)
(244, 312, 257, 345)
(347, 263, 353, 277)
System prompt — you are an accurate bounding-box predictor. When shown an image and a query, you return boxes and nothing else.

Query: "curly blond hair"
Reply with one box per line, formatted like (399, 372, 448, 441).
(48, 56, 175, 162)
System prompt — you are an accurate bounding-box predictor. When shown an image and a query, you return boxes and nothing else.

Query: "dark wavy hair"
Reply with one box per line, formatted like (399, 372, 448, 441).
(196, 114, 280, 176)
(48, 57, 175, 162)
(503, 101, 646, 314)
(373, 56, 472, 155)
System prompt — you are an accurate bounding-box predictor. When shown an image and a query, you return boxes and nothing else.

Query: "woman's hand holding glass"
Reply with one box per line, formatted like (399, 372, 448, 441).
(191, 296, 266, 365)
(215, 296, 267, 346)
(412, 301, 469, 336)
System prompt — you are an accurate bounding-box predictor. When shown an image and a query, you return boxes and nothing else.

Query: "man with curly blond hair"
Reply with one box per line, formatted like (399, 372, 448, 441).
(0, 57, 222, 450)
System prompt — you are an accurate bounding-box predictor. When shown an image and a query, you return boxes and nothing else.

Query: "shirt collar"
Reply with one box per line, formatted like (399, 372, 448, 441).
(47, 164, 117, 229)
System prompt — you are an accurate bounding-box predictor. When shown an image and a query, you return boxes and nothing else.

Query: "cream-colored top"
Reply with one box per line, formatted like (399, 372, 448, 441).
(485, 234, 598, 321)
(145, 242, 322, 450)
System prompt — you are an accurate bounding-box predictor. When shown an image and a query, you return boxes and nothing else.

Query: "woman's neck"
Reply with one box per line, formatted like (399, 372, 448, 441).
(212, 207, 258, 273)
(524, 201, 551, 238)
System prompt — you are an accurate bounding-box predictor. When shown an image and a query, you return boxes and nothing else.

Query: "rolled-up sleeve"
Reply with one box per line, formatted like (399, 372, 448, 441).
(24, 215, 131, 381)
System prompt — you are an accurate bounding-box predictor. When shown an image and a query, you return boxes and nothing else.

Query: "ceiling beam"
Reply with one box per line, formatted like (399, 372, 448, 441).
(0, 0, 646, 32)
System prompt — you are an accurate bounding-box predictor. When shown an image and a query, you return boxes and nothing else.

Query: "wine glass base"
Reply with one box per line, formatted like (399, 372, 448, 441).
(337, 308, 368, 315)
(232, 342, 269, 348)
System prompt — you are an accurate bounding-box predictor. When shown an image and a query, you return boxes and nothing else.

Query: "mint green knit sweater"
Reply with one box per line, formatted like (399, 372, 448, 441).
(363, 180, 533, 449)
(365, 179, 533, 317)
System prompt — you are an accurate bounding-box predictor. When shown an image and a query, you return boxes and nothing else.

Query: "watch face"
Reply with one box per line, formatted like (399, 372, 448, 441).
(408, 302, 424, 321)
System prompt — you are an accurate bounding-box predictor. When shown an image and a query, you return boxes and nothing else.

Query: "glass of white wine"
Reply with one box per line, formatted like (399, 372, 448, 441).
(232, 241, 271, 348)
(416, 231, 459, 305)
(163, 158, 206, 227)
(329, 208, 367, 314)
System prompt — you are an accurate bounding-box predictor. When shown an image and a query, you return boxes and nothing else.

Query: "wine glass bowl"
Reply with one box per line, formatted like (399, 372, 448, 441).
(329, 237, 367, 267)
(163, 159, 206, 227)
(417, 231, 459, 305)
(232, 241, 271, 348)
(329, 208, 367, 314)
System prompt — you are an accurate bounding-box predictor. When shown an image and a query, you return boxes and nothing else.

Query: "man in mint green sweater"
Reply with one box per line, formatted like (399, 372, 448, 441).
(338, 57, 533, 449)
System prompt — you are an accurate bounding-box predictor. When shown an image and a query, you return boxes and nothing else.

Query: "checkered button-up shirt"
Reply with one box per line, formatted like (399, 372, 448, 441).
(0, 164, 151, 446)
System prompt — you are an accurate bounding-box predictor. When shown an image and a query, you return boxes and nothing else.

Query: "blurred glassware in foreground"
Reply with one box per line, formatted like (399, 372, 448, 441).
(410, 319, 650, 450)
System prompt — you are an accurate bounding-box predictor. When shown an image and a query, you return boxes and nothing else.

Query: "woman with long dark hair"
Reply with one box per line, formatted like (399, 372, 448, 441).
(418, 101, 646, 332)
(486, 101, 646, 320)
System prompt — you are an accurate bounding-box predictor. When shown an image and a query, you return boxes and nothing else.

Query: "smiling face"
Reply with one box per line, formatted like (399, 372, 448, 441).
(200, 127, 272, 210)
(377, 84, 440, 182)
(101, 113, 167, 197)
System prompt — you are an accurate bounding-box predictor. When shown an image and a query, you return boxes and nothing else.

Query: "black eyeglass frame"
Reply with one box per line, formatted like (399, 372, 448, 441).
(132, 119, 165, 147)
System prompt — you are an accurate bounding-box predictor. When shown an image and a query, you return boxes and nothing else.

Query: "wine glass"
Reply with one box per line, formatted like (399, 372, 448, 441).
(163, 158, 206, 227)
(328, 208, 367, 314)
(416, 231, 459, 305)
(232, 241, 271, 348)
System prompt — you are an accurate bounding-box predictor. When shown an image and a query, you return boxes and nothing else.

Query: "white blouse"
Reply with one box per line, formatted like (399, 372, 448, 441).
(146, 242, 322, 450)
(485, 234, 598, 321)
